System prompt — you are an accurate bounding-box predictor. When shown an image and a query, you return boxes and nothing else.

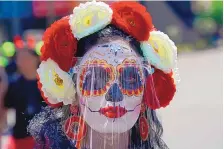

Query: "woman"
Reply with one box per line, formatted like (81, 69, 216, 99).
(28, 1, 178, 149)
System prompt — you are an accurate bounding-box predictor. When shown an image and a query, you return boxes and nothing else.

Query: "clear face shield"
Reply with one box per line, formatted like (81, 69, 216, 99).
(62, 39, 163, 149)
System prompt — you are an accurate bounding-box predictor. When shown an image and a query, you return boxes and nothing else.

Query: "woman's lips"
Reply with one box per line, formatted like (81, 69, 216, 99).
(100, 106, 127, 118)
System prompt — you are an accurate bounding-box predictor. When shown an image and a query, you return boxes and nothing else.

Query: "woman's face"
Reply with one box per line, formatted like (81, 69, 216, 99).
(76, 39, 145, 133)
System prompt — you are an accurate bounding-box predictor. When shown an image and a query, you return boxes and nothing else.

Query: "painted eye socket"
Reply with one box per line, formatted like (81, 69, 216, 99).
(79, 67, 114, 96)
(83, 67, 110, 93)
(79, 59, 115, 97)
(119, 67, 142, 90)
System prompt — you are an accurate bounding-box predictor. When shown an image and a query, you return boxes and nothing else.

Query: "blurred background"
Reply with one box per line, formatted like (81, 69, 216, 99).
(0, 1, 223, 149)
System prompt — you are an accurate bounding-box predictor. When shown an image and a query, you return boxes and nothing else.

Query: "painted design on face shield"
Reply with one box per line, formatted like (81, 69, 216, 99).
(79, 59, 115, 96)
(79, 59, 144, 98)
(76, 40, 145, 133)
(117, 59, 144, 96)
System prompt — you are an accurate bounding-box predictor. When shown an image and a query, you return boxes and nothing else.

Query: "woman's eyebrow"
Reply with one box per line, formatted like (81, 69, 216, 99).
(101, 45, 109, 47)
(121, 46, 129, 50)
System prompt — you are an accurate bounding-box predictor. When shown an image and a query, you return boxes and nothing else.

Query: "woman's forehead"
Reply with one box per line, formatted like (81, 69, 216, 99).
(81, 39, 141, 66)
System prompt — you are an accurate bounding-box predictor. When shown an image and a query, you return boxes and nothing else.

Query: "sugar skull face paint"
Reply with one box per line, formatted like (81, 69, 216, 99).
(75, 39, 145, 133)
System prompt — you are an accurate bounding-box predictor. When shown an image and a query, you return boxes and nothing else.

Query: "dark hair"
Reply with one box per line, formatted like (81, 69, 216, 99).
(77, 24, 143, 57)
(76, 25, 167, 149)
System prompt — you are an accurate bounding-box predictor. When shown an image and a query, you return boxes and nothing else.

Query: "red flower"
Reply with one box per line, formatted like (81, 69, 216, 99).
(110, 2, 153, 41)
(41, 17, 78, 72)
(143, 68, 176, 110)
(37, 75, 63, 108)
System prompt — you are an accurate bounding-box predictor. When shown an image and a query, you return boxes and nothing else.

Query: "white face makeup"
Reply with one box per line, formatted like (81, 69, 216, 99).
(75, 39, 145, 133)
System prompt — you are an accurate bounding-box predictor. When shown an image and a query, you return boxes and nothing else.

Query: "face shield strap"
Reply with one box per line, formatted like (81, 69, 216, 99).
(142, 65, 154, 76)
(141, 59, 155, 77)
(69, 57, 83, 81)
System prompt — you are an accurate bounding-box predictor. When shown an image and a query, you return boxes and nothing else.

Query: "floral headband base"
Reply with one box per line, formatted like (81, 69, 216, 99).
(37, 1, 178, 109)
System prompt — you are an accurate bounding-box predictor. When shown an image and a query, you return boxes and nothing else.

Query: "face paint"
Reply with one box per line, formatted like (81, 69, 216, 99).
(75, 39, 145, 133)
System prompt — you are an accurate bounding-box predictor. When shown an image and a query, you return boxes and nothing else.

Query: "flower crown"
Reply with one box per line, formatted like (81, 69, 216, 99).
(37, 1, 177, 109)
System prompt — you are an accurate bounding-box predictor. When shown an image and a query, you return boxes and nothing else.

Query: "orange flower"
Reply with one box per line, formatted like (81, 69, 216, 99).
(110, 2, 153, 41)
(41, 17, 78, 72)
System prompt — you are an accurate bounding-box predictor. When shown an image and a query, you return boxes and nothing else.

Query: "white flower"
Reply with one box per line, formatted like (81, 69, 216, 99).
(69, 1, 113, 39)
(141, 31, 177, 73)
(37, 58, 76, 105)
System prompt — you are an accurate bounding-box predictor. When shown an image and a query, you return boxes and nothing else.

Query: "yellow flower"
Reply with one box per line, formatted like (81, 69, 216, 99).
(148, 31, 177, 73)
(69, 1, 113, 39)
(83, 15, 93, 27)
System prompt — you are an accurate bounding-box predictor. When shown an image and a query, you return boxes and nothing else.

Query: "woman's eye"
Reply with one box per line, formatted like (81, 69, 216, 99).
(83, 67, 110, 91)
(119, 67, 142, 90)
(124, 77, 136, 83)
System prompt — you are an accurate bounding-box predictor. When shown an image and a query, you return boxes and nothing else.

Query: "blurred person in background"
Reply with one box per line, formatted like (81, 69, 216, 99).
(0, 66, 8, 140)
(0, 66, 16, 149)
(1, 46, 46, 149)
